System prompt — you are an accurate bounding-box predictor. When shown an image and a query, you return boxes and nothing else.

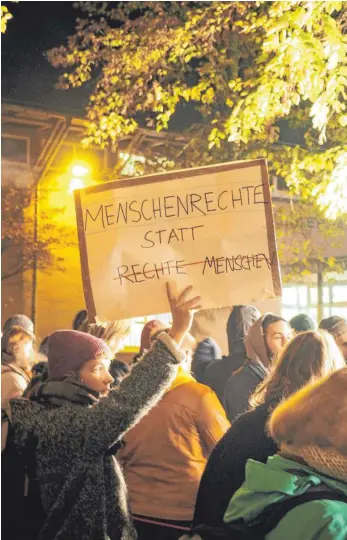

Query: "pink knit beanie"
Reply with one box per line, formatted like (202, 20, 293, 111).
(48, 330, 112, 379)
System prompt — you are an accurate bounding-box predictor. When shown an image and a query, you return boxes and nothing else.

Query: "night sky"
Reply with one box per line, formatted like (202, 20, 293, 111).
(1, 1, 201, 129)
(2, 1, 90, 113)
(1, 2, 297, 138)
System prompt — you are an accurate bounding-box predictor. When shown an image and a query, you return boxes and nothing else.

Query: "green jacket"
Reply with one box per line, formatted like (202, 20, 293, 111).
(224, 454, 347, 540)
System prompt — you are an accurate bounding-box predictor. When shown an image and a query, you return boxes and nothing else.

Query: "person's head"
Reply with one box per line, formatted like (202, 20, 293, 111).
(226, 305, 260, 355)
(290, 313, 317, 334)
(251, 330, 345, 408)
(72, 309, 87, 331)
(262, 314, 292, 360)
(80, 319, 132, 355)
(269, 367, 347, 482)
(39, 336, 50, 357)
(109, 359, 130, 389)
(319, 316, 347, 362)
(140, 320, 168, 353)
(1, 325, 34, 371)
(48, 330, 114, 396)
(3, 314, 34, 336)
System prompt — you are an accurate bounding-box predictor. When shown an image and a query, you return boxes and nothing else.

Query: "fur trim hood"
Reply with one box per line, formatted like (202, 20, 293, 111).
(269, 367, 347, 455)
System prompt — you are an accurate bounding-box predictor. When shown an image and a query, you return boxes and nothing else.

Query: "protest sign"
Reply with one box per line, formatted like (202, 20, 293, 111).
(75, 158, 282, 321)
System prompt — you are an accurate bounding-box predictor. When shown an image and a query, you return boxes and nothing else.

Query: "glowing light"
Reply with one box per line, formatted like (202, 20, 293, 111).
(71, 163, 90, 177)
(68, 177, 85, 194)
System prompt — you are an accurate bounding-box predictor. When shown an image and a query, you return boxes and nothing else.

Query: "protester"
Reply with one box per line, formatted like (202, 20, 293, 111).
(319, 315, 347, 361)
(1, 325, 35, 410)
(2, 314, 34, 336)
(193, 330, 345, 528)
(221, 367, 347, 539)
(72, 309, 87, 331)
(289, 313, 317, 334)
(80, 319, 132, 357)
(200, 306, 260, 403)
(223, 314, 292, 421)
(119, 332, 230, 540)
(140, 319, 169, 352)
(2, 284, 201, 540)
(191, 338, 221, 383)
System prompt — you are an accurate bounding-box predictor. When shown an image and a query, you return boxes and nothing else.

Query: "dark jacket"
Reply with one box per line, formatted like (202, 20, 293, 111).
(201, 306, 259, 403)
(191, 338, 221, 384)
(8, 335, 183, 540)
(193, 401, 278, 527)
(223, 315, 272, 422)
(223, 359, 267, 422)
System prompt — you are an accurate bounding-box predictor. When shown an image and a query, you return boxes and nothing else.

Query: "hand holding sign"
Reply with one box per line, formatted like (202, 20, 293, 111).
(167, 283, 202, 346)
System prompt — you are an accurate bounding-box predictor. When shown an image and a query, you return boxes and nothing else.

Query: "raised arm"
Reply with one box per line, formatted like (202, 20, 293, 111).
(85, 284, 201, 457)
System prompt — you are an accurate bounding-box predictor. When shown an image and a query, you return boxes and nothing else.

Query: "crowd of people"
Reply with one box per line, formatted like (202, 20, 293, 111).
(1, 287, 347, 540)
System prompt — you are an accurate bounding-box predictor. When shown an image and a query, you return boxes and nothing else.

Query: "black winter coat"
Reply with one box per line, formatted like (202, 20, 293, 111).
(223, 359, 267, 421)
(199, 306, 259, 404)
(193, 401, 278, 527)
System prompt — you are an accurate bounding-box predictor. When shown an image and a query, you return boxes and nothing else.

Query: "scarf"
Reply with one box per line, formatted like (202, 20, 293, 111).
(29, 377, 99, 407)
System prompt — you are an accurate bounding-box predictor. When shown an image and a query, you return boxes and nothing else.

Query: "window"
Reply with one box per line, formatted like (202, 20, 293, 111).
(332, 285, 347, 304)
(1, 136, 29, 164)
(282, 281, 347, 322)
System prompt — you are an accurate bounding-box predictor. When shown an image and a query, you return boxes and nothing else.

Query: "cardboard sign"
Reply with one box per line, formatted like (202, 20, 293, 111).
(75, 159, 282, 321)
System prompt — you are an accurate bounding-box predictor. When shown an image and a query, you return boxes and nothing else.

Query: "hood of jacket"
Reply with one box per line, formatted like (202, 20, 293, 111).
(226, 306, 260, 356)
(244, 314, 273, 369)
(224, 454, 347, 526)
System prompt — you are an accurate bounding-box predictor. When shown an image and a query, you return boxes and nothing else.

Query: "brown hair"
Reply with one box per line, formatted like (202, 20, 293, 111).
(250, 330, 345, 408)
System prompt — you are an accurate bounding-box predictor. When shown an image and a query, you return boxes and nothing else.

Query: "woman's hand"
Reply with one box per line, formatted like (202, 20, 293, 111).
(167, 283, 201, 346)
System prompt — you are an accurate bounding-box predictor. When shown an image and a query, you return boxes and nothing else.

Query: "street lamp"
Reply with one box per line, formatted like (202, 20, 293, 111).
(68, 161, 91, 193)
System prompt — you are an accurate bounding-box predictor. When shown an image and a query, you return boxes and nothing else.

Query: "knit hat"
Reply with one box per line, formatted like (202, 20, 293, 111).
(319, 316, 347, 339)
(3, 314, 34, 337)
(48, 330, 112, 380)
(140, 320, 168, 352)
(290, 313, 317, 333)
(269, 367, 347, 480)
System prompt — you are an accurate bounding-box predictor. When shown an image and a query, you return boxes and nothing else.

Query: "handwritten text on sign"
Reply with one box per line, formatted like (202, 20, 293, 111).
(75, 159, 281, 321)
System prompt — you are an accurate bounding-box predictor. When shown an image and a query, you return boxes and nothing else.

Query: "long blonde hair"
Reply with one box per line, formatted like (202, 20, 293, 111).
(250, 330, 345, 409)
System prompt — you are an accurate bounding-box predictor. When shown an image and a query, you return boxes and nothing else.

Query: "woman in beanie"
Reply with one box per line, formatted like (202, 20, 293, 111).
(222, 367, 347, 539)
(193, 330, 345, 528)
(3, 284, 201, 540)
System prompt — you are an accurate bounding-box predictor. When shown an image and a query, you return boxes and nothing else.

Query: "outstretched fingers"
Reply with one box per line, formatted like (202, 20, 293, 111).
(182, 296, 202, 311)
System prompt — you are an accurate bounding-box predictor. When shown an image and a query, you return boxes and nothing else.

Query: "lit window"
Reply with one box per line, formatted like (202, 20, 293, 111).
(282, 287, 298, 306)
(332, 285, 347, 304)
(298, 286, 308, 307)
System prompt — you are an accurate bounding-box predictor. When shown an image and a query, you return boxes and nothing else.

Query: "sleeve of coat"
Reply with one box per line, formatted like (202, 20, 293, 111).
(1, 372, 27, 410)
(196, 388, 230, 454)
(84, 333, 185, 457)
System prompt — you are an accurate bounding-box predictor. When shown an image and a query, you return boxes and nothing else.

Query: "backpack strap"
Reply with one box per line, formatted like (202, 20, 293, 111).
(253, 489, 347, 536)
